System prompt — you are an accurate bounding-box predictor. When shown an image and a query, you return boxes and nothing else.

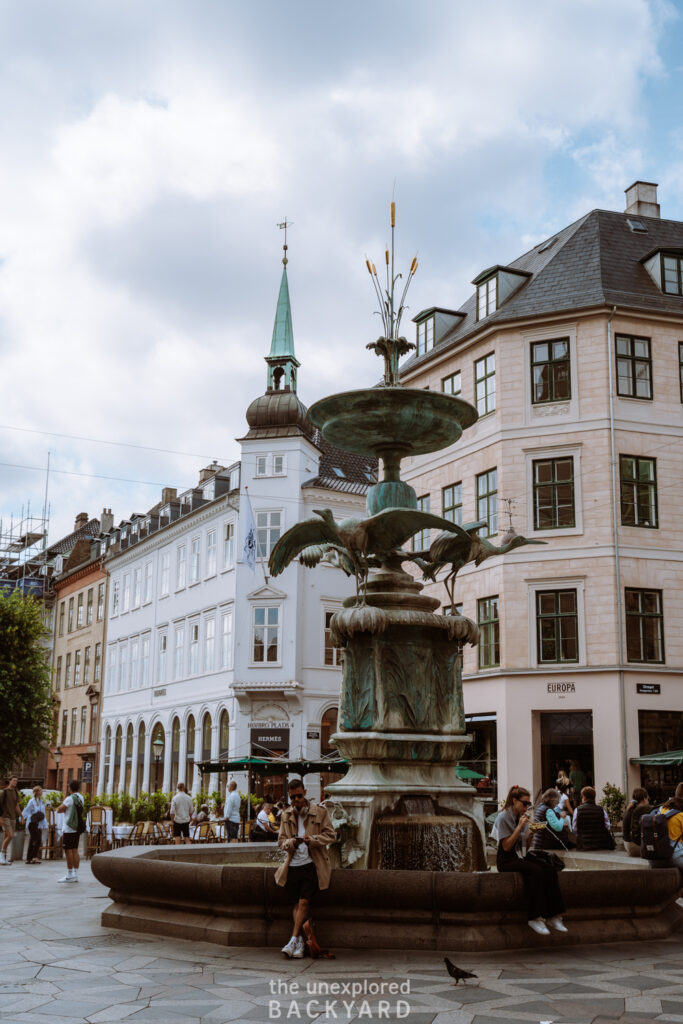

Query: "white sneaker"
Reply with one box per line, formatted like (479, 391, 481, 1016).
(547, 916, 568, 933)
(0, 853, 7, 865)
(281, 937, 298, 958)
(528, 918, 551, 936)
(58, 874, 73, 883)
(292, 936, 305, 959)
(67, 874, 78, 883)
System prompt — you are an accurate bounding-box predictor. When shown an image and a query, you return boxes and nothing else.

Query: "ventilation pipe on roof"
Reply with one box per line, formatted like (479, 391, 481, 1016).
(624, 181, 660, 219)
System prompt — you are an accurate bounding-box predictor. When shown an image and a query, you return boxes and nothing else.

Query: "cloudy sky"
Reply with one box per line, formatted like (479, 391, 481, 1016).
(1, 0, 682, 545)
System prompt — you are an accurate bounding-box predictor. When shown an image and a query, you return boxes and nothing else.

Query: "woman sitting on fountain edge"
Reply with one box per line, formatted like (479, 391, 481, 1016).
(492, 785, 568, 936)
(275, 778, 336, 958)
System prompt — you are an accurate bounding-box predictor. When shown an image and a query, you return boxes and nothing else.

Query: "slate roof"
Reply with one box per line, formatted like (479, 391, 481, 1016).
(402, 208, 683, 373)
(303, 430, 377, 496)
(47, 518, 100, 556)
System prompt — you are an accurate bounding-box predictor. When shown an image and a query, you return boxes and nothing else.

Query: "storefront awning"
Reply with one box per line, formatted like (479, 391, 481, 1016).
(456, 766, 486, 780)
(196, 755, 349, 777)
(630, 749, 683, 767)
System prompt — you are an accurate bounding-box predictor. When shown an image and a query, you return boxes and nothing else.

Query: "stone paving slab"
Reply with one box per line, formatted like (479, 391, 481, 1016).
(1, 862, 682, 1024)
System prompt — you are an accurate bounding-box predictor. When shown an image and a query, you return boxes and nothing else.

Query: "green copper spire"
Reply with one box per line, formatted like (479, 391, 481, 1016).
(266, 219, 300, 392)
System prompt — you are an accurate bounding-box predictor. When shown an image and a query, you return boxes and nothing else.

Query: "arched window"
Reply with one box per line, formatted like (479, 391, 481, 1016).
(185, 714, 196, 791)
(201, 713, 212, 793)
(136, 721, 145, 795)
(113, 725, 123, 791)
(150, 722, 165, 792)
(170, 717, 180, 792)
(104, 725, 112, 792)
(124, 723, 134, 791)
(217, 710, 229, 797)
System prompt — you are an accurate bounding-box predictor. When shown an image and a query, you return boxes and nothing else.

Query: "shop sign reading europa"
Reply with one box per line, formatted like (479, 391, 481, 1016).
(547, 682, 576, 694)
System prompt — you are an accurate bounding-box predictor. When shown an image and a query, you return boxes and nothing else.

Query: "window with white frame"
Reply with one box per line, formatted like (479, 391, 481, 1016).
(256, 511, 282, 557)
(140, 635, 150, 686)
(83, 646, 91, 685)
(97, 582, 105, 620)
(118, 643, 128, 691)
(173, 625, 184, 679)
(324, 610, 341, 666)
(158, 632, 167, 683)
(220, 607, 234, 668)
(86, 588, 93, 626)
(255, 455, 268, 477)
(77, 593, 84, 628)
(94, 642, 102, 683)
(189, 620, 200, 674)
(107, 645, 117, 693)
(122, 573, 130, 613)
(476, 276, 497, 320)
(143, 561, 153, 603)
(206, 530, 217, 577)
(176, 545, 186, 589)
(80, 706, 87, 744)
(204, 616, 215, 672)
(416, 317, 434, 356)
(132, 567, 141, 608)
(223, 522, 235, 569)
(160, 551, 170, 596)
(273, 454, 285, 475)
(65, 652, 72, 688)
(252, 606, 279, 663)
(190, 537, 201, 583)
(130, 638, 139, 688)
(74, 649, 81, 686)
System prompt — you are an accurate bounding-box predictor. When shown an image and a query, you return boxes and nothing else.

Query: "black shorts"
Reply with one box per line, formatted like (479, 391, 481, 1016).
(62, 832, 79, 850)
(173, 822, 190, 838)
(226, 821, 240, 840)
(284, 862, 319, 904)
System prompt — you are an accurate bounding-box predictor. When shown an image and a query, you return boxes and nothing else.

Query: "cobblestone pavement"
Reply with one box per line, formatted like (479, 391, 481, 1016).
(1, 860, 682, 1024)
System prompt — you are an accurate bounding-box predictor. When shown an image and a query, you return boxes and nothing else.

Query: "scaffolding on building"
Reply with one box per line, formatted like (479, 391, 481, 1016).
(0, 501, 52, 598)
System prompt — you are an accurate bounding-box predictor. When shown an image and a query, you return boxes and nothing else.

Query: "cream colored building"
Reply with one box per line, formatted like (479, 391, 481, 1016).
(401, 182, 683, 804)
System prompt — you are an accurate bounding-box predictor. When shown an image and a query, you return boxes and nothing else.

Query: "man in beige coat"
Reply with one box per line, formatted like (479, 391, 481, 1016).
(275, 778, 336, 958)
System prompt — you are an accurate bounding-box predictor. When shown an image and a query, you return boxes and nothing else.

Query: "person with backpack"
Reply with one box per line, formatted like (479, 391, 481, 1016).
(23, 785, 48, 863)
(572, 786, 616, 850)
(0, 776, 23, 865)
(622, 788, 651, 857)
(641, 782, 683, 877)
(56, 780, 85, 883)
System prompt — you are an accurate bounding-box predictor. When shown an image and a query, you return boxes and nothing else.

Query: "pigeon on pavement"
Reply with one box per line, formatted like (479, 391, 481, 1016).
(443, 957, 478, 985)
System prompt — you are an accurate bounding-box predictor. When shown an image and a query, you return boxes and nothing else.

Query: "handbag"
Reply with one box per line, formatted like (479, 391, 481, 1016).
(527, 849, 565, 872)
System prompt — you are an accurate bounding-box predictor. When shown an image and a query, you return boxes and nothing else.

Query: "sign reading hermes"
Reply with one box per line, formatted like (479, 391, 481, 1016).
(547, 682, 576, 694)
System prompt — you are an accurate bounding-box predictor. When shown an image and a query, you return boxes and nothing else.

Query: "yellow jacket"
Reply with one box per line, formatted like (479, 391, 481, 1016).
(274, 802, 336, 890)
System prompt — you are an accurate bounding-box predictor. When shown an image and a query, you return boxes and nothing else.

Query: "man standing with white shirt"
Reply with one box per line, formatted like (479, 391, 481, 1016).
(224, 781, 241, 843)
(170, 782, 193, 845)
(56, 780, 84, 883)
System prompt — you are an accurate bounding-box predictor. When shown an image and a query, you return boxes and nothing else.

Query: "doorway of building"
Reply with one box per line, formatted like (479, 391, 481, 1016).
(540, 711, 594, 794)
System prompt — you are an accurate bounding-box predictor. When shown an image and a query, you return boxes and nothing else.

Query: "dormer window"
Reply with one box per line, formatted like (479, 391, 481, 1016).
(332, 467, 346, 478)
(662, 254, 683, 295)
(476, 277, 497, 320)
(416, 317, 434, 356)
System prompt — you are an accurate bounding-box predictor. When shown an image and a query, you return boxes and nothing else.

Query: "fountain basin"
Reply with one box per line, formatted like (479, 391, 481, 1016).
(91, 845, 683, 951)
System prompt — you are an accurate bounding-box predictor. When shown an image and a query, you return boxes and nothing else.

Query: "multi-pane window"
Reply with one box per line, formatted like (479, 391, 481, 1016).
(97, 582, 105, 620)
(442, 483, 462, 526)
(122, 573, 130, 612)
(55, 655, 62, 691)
(533, 457, 575, 529)
(176, 545, 186, 589)
(477, 596, 500, 668)
(158, 632, 167, 682)
(221, 608, 233, 668)
(86, 588, 93, 625)
(80, 706, 87, 745)
(616, 334, 652, 399)
(61, 710, 68, 746)
(476, 468, 497, 538)
(107, 646, 116, 693)
(74, 649, 81, 686)
(90, 701, 98, 744)
(65, 652, 72, 687)
(68, 597, 74, 632)
(140, 636, 150, 686)
(189, 621, 200, 674)
(476, 277, 497, 319)
(130, 639, 139, 689)
(111, 580, 119, 616)
(94, 643, 102, 683)
(223, 522, 235, 568)
(256, 511, 282, 557)
(441, 371, 461, 396)
(174, 626, 184, 679)
(662, 253, 683, 295)
(83, 646, 91, 685)
(204, 617, 215, 672)
(58, 602, 65, 636)
(620, 456, 657, 528)
(70, 708, 78, 745)
(160, 552, 170, 596)
(412, 495, 431, 551)
(531, 338, 570, 403)
(443, 603, 464, 617)
(190, 537, 201, 583)
(626, 589, 664, 663)
(253, 606, 279, 663)
(536, 590, 578, 663)
(474, 353, 496, 415)
(143, 561, 153, 603)
(273, 454, 285, 475)
(118, 644, 127, 691)
(324, 610, 341, 666)
(77, 593, 84, 628)
(206, 530, 217, 577)
(132, 567, 141, 608)
(416, 317, 434, 356)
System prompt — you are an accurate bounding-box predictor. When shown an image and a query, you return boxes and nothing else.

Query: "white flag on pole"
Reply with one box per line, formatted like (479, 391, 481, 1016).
(241, 487, 257, 571)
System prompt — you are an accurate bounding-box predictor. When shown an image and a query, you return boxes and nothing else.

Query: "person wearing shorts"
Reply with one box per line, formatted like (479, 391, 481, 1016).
(170, 783, 193, 844)
(275, 778, 336, 958)
(0, 776, 22, 865)
(56, 780, 84, 883)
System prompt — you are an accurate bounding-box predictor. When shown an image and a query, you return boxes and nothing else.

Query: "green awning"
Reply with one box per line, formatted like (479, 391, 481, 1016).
(630, 749, 683, 767)
(456, 766, 486, 780)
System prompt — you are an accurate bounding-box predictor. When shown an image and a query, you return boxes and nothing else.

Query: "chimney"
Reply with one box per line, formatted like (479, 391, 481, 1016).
(625, 181, 660, 219)
(198, 461, 223, 484)
(161, 487, 177, 505)
(74, 512, 89, 531)
(100, 508, 114, 534)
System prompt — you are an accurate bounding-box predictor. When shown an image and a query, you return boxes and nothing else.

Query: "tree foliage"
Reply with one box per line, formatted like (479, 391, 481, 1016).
(0, 589, 54, 775)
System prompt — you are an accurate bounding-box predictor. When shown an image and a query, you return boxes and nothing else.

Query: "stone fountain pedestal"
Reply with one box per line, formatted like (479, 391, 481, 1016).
(326, 566, 486, 871)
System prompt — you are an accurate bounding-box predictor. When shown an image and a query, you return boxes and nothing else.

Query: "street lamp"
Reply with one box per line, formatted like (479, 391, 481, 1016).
(51, 746, 62, 793)
(152, 736, 164, 791)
